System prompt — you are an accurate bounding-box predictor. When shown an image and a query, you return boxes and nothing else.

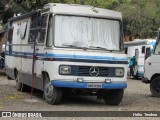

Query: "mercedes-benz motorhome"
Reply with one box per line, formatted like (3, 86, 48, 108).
(5, 3, 127, 105)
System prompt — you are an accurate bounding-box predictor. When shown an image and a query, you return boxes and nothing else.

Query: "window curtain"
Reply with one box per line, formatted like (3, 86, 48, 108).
(55, 15, 120, 50)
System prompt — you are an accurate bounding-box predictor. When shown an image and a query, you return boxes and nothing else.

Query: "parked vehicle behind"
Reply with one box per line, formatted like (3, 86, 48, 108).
(143, 29, 160, 97)
(124, 39, 156, 78)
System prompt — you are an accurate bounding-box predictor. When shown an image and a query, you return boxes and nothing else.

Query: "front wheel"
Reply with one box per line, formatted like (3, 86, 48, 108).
(43, 75, 63, 105)
(150, 77, 160, 97)
(102, 89, 124, 106)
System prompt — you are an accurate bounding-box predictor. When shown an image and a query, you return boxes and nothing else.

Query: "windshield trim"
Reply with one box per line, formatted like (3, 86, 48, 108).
(154, 33, 160, 55)
(52, 14, 123, 51)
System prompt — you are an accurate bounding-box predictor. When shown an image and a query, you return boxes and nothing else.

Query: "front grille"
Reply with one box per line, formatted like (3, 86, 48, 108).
(77, 66, 115, 77)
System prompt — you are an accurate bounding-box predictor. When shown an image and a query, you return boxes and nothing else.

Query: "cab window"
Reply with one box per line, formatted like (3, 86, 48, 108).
(125, 47, 128, 54)
(28, 15, 37, 43)
(38, 14, 49, 43)
(145, 48, 151, 59)
(155, 40, 160, 54)
(142, 46, 145, 53)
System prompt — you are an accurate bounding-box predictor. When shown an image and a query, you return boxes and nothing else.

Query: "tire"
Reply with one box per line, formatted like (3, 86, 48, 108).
(102, 89, 124, 106)
(43, 74, 63, 105)
(134, 75, 139, 79)
(16, 71, 27, 92)
(150, 77, 160, 97)
(7, 76, 12, 80)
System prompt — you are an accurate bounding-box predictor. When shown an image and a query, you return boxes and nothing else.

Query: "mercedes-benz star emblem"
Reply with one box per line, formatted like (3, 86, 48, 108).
(89, 66, 99, 76)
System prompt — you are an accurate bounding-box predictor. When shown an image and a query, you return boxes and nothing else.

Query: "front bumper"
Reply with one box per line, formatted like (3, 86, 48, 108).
(51, 80, 127, 89)
(142, 77, 150, 84)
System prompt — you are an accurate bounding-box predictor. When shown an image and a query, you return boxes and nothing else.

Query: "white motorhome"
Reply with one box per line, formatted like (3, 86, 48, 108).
(124, 39, 156, 78)
(5, 3, 128, 105)
(143, 31, 160, 97)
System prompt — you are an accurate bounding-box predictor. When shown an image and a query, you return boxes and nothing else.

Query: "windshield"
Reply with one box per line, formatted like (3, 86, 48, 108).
(54, 15, 121, 51)
(155, 36, 160, 54)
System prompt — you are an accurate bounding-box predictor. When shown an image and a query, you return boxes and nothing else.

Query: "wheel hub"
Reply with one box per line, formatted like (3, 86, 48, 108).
(45, 83, 54, 98)
(16, 75, 20, 87)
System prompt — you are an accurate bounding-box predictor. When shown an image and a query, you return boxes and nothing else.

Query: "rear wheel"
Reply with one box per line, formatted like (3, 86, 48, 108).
(134, 75, 139, 79)
(43, 74, 63, 105)
(102, 89, 124, 106)
(150, 77, 160, 97)
(7, 76, 12, 80)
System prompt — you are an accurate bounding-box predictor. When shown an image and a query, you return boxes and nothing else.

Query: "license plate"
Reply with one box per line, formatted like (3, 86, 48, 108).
(87, 83, 102, 88)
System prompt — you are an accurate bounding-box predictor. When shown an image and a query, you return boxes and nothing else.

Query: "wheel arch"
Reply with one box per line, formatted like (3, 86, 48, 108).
(41, 71, 50, 90)
(150, 73, 160, 83)
(14, 68, 18, 79)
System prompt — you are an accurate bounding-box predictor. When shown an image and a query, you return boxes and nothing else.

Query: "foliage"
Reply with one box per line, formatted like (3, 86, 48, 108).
(0, 0, 26, 24)
(1, 0, 160, 38)
(115, 0, 160, 38)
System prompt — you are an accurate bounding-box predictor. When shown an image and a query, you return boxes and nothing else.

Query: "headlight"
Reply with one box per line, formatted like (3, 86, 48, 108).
(59, 66, 71, 75)
(115, 68, 124, 77)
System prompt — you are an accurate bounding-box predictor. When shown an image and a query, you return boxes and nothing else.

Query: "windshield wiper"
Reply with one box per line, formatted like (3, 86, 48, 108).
(62, 44, 79, 48)
(61, 44, 88, 51)
(89, 46, 112, 51)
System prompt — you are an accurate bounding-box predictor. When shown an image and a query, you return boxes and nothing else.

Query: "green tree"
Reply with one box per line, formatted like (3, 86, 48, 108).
(1, 0, 160, 39)
(0, 0, 27, 24)
(116, 0, 160, 38)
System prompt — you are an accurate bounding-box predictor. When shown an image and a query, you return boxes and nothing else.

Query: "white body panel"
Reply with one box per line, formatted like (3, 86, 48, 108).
(144, 55, 160, 80)
(44, 3, 122, 20)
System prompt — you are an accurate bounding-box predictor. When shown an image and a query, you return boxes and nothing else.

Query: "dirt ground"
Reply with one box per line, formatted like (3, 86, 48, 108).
(0, 71, 160, 119)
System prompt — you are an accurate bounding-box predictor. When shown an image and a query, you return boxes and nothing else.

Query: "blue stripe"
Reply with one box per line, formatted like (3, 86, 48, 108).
(6, 51, 128, 61)
(5, 51, 128, 64)
(12, 51, 33, 56)
(45, 53, 128, 61)
(51, 80, 127, 89)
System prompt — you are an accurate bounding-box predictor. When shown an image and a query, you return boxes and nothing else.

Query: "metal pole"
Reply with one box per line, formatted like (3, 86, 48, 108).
(4, 23, 10, 68)
(30, 11, 39, 99)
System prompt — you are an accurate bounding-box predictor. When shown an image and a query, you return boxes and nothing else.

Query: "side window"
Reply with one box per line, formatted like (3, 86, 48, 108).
(135, 49, 138, 56)
(8, 27, 14, 55)
(142, 46, 145, 53)
(8, 28, 14, 43)
(145, 48, 151, 60)
(155, 41, 160, 54)
(38, 14, 49, 43)
(125, 47, 128, 54)
(46, 15, 53, 47)
(28, 15, 37, 43)
(20, 21, 27, 39)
